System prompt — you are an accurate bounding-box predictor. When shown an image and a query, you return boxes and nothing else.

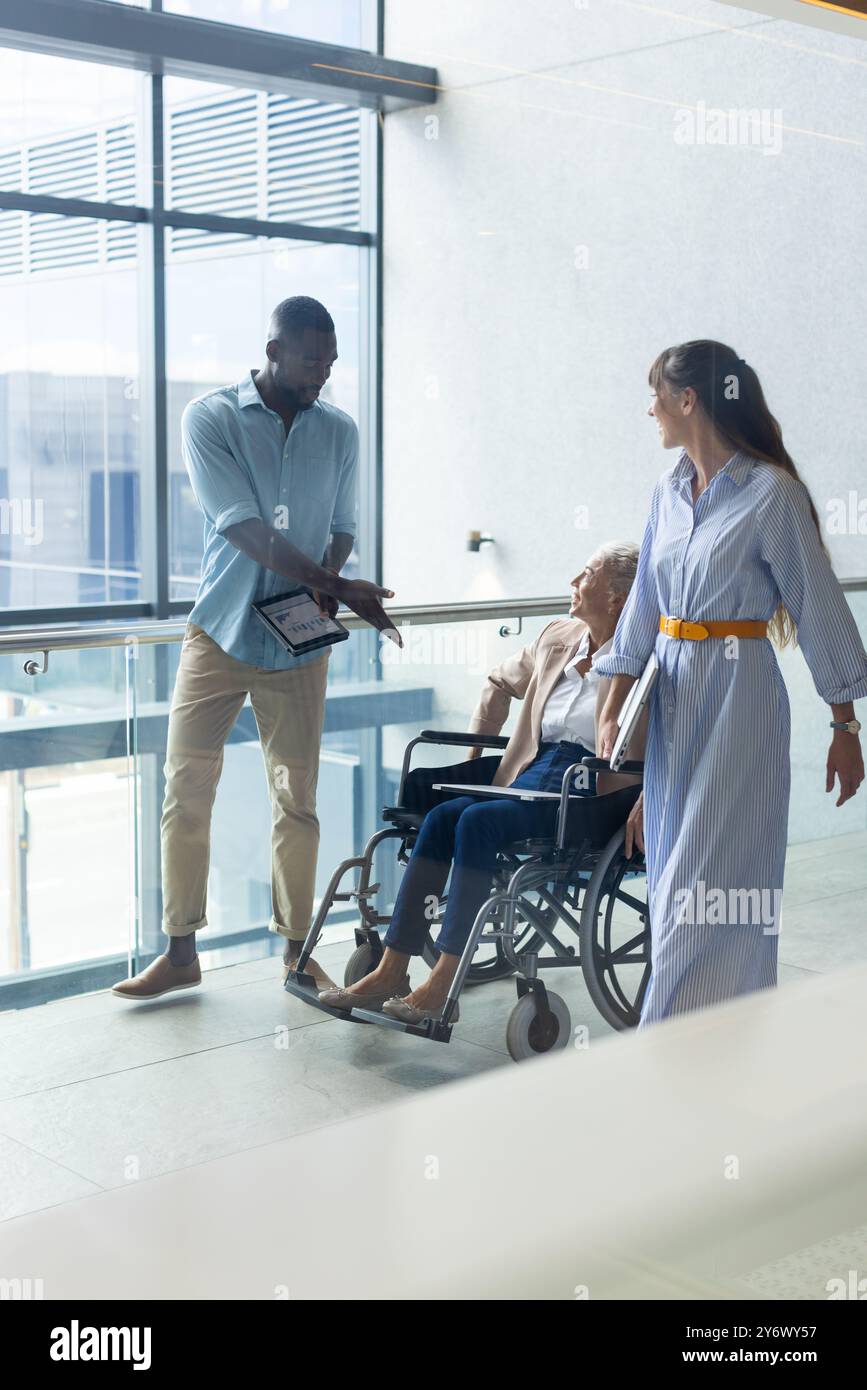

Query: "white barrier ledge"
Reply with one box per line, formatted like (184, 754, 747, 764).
(2, 963, 866, 1299)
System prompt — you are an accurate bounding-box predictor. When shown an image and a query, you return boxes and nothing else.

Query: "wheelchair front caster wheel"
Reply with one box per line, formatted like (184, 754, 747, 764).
(343, 942, 410, 996)
(506, 991, 571, 1062)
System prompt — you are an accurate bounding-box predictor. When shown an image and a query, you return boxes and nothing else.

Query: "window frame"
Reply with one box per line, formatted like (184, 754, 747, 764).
(0, 0, 428, 625)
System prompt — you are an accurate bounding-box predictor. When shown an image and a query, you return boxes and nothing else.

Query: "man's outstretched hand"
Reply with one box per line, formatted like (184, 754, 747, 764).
(339, 578, 402, 645)
(313, 568, 340, 619)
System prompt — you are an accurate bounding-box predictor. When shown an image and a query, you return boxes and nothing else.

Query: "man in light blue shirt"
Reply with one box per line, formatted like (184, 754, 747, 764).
(184, 341, 362, 669)
(113, 296, 397, 1002)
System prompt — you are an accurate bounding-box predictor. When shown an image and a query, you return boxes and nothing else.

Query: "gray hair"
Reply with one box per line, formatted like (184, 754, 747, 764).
(593, 541, 641, 604)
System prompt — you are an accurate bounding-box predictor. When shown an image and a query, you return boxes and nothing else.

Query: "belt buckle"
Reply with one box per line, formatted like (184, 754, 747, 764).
(664, 617, 682, 639)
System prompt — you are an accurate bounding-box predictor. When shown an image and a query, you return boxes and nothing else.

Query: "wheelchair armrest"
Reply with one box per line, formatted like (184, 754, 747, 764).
(418, 730, 510, 749)
(553, 759, 644, 851)
(580, 756, 645, 775)
(397, 731, 507, 806)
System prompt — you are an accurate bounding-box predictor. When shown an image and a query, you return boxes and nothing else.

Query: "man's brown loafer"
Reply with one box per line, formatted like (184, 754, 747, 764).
(111, 955, 201, 1000)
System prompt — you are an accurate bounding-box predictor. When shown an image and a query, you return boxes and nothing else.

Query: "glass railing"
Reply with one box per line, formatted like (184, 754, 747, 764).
(0, 643, 138, 997)
(0, 600, 568, 1007)
(0, 588, 865, 1008)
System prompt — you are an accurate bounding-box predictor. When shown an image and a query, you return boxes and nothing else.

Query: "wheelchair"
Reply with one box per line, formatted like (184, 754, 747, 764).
(284, 731, 651, 1061)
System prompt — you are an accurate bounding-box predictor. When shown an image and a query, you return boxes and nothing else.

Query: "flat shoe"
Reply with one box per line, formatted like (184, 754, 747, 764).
(317, 985, 394, 1013)
(284, 955, 336, 989)
(381, 996, 459, 1024)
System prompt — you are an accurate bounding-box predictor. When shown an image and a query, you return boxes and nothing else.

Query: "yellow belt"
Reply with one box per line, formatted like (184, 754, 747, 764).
(659, 615, 768, 641)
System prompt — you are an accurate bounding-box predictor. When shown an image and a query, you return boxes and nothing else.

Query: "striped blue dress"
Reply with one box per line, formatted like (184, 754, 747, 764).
(594, 449, 867, 1027)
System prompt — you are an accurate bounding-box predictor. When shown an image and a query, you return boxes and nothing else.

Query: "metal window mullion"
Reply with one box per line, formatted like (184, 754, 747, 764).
(0, 190, 147, 222)
(366, 0, 385, 864)
(373, 135, 383, 593)
(136, 71, 167, 621)
(0, 190, 371, 248)
(97, 124, 108, 272)
(161, 206, 371, 246)
(257, 90, 269, 223)
(153, 75, 169, 619)
(21, 138, 30, 278)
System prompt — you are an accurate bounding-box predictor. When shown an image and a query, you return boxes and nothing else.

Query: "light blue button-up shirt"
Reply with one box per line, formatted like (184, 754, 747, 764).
(182, 370, 358, 669)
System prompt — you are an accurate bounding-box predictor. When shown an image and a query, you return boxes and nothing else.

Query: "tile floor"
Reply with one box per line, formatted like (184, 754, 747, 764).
(0, 830, 864, 1233)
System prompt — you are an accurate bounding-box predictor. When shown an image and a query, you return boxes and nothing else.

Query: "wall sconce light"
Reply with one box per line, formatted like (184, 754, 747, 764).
(467, 530, 495, 552)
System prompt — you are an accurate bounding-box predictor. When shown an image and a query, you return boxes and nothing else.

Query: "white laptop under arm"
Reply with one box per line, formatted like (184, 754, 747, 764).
(609, 652, 658, 772)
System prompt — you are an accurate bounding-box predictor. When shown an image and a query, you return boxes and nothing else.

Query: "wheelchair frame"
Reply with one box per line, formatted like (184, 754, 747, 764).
(284, 731, 651, 1059)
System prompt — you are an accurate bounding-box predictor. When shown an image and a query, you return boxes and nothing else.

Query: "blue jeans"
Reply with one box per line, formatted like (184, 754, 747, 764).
(384, 741, 594, 959)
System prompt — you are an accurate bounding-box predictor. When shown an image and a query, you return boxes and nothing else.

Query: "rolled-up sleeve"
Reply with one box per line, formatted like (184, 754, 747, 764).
(758, 473, 867, 704)
(182, 401, 262, 535)
(594, 480, 662, 680)
(330, 422, 358, 538)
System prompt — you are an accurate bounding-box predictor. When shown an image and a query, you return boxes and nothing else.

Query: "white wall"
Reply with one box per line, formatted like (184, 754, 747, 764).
(381, 0, 867, 607)
(380, 0, 867, 842)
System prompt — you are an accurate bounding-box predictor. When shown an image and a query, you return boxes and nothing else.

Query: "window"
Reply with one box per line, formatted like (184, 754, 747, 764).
(163, 77, 365, 231)
(164, 0, 368, 48)
(0, 0, 386, 1006)
(0, 47, 145, 201)
(0, 3, 378, 621)
(0, 223, 144, 611)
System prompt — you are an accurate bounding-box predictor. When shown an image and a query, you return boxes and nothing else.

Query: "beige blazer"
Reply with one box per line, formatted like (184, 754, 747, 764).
(468, 617, 647, 795)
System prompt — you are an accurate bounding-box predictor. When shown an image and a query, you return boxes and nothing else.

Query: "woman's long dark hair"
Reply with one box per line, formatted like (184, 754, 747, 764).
(649, 339, 825, 648)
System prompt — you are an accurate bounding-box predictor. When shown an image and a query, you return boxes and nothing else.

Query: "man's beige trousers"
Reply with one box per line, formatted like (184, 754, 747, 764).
(160, 623, 329, 943)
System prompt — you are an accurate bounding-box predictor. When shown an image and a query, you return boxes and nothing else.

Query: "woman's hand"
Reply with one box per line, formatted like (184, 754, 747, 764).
(624, 790, 645, 858)
(598, 716, 619, 761)
(598, 676, 635, 761)
(827, 732, 864, 807)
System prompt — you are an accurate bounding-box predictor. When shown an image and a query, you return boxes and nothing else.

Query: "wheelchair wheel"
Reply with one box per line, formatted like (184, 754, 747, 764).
(343, 941, 410, 996)
(579, 825, 650, 1030)
(506, 990, 571, 1062)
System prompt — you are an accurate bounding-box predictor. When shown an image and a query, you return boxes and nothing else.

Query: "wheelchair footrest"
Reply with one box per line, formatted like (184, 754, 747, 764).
(283, 970, 373, 1024)
(283, 971, 454, 1043)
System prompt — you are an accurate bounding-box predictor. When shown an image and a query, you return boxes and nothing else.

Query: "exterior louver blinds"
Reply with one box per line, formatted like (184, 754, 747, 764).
(0, 88, 361, 278)
(29, 130, 101, 271)
(0, 150, 23, 278)
(105, 122, 138, 264)
(168, 90, 259, 254)
(267, 95, 361, 228)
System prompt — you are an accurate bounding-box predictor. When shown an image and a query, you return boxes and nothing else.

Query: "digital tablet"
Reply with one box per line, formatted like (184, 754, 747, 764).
(252, 587, 350, 656)
(610, 652, 658, 771)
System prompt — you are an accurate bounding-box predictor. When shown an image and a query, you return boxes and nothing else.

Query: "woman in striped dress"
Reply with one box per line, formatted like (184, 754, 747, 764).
(594, 340, 866, 1027)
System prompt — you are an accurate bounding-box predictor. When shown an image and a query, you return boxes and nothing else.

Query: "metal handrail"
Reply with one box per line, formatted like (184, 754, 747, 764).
(1, 578, 865, 658)
(0, 595, 571, 657)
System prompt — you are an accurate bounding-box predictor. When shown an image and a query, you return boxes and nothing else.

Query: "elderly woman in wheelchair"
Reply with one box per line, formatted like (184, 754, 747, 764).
(319, 541, 647, 1027)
